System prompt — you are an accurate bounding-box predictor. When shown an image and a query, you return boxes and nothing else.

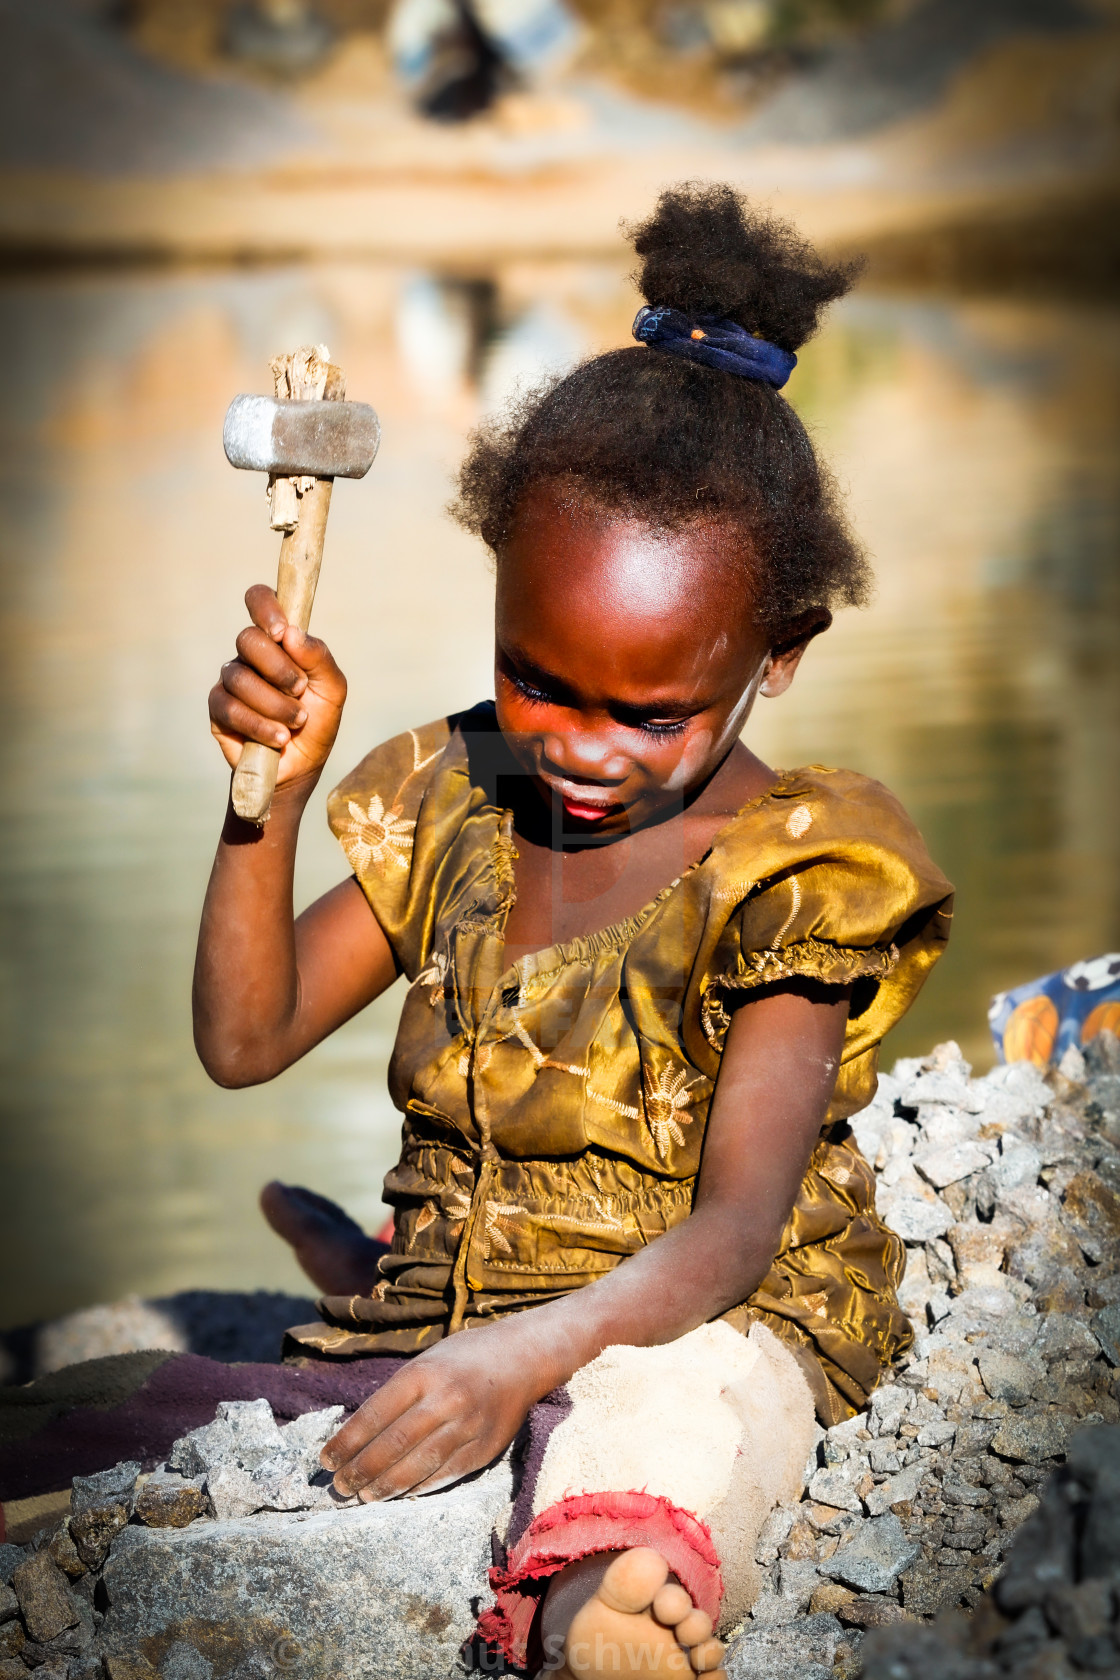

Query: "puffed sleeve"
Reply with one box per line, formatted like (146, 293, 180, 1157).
(683, 767, 953, 1117)
(326, 716, 453, 980)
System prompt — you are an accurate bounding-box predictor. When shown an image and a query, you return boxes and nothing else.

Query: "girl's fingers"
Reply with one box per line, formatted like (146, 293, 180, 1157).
(234, 625, 307, 693)
(404, 1437, 499, 1499)
(221, 660, 308, 729)
(322, 1375, 423, 1477)
(353, 1419, 480, 1502)
(245, 583, 287, 639)
(209, 685, 291, 751)
(329, 1397, 436, 1495)
(280, 626, 348, 699)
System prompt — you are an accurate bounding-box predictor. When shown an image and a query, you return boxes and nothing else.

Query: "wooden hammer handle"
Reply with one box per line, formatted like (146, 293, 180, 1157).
(230, 476, 334, 823)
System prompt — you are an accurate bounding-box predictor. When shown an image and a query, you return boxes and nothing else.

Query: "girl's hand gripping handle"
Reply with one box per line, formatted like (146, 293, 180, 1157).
(230, 478, 333, 822)
(208, 581, 347, 810)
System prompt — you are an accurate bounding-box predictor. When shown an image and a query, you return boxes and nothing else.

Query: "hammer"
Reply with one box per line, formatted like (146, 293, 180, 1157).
(222, 345, 380, 823)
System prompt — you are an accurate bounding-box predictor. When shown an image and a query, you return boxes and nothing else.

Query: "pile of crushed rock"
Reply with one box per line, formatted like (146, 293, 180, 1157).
(1, 1032, 1118, 1680)
(730, 1029, 1120, 1679)
(860, 1422, 1120, 1679)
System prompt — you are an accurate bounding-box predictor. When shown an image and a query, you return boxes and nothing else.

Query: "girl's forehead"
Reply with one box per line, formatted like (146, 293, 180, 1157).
(500, 492, 755, 620)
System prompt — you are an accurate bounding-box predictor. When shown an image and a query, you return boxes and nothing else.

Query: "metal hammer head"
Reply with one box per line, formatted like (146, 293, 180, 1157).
(223, 394, 381, 480)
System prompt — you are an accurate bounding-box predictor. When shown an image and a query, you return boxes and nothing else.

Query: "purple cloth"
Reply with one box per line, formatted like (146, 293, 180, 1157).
(0, 1351, 410, 1501)
(505, 1385, 572, 1555)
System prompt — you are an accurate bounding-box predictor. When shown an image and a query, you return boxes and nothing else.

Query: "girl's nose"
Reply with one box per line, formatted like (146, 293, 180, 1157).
(542, 726, 630, 782)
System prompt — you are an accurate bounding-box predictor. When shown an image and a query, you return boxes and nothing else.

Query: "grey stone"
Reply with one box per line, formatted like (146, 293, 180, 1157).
(863, 1463, 925, 1516)
(820, 1513, 919, 1593)
(168, 1398, 284, 1477)
(160, 1643, 213, 1680)
(806, 1468, 862, 1514)
(754, 1504, 796, 1566)
(71, 1464, 140, 1517)
(916, 1419, 956, 1448)
(726, 1611, 845, 1680)
(978, 1350, 1046, 1406)
(278, 1406, 346, 1475)
(47, 1523, 86, 1581)
(991, 1139, 1043, 1191)
(991, 1412, 1070, 1463)
(204, 1451, 355, 1521)
(941, 1475, 990, 1508)
(777, 1558, 821, 1612)
(1034, 1312, 1100, 1364)
(12, 1552, 80, 1643)
(69, 1506, 127, 1571)
(0, 1621, 24, 1661)
(822, 1413, 867, 1462)
(0, 1548, 25, 1587)
(98, 1459, 513, 1680)
(1090, 1302, 1120, 1365)
(0, 1586, 15, 1624)
(69, 1660, 105, 1680)
(868, 1386, 909, 1437)
(878, 1193, 955, 1242)
(868, 1442, 901, 1474)
(901, 1070, 982, 1114)
(914, 1142, 992, 1190)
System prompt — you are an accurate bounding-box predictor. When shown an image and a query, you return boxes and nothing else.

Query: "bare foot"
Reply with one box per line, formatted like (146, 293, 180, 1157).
(541, 1548, 726, 1679)
(259, 1181, 387, 1295)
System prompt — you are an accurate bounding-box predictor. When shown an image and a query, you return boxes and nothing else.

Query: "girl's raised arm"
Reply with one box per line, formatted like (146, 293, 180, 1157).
(193, 584, 399, 1088)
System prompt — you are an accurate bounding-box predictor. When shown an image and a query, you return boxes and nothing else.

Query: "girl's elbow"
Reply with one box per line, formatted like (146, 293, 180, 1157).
(194, 1031, 279, 1089)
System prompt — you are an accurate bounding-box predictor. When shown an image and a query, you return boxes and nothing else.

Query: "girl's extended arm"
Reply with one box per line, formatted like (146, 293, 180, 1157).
(322, 978, 851, 1498)
(194, 585, 399, 1087)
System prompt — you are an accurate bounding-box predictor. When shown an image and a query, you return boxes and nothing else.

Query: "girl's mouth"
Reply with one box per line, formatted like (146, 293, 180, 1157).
(540, 775, 624, 825)
(561, 795, 616, 824)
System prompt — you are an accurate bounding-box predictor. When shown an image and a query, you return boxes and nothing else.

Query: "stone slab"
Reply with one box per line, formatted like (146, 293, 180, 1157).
(98, 1462, 513, 1680)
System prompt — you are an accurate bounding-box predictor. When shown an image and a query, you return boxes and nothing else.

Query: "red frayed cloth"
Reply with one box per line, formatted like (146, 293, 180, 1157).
(477, 1490, 723, 1669)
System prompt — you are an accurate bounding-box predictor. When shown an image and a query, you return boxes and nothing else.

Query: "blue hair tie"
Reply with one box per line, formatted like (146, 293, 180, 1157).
(633, 304, 796, 389)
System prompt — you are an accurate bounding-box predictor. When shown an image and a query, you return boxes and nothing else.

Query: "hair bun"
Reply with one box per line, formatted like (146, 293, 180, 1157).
(629, 182, 859, 354)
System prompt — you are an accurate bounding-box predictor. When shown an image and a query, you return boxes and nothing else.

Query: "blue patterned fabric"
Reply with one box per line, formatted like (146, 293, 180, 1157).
(632, 304, 797, 388)
(989, 953, 1120, 1067)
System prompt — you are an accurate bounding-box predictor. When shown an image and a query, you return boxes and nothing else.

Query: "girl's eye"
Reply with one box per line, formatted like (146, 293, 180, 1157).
(505, 668, 691, 738)
(635, 718, 689, 739)
(507, 669, 553, 706)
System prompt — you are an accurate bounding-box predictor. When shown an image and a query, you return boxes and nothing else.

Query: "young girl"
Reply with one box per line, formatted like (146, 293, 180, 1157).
(197, 184, 952, 1678)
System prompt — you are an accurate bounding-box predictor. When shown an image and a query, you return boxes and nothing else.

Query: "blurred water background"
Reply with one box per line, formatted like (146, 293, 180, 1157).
(1, 0, 1118, 1327)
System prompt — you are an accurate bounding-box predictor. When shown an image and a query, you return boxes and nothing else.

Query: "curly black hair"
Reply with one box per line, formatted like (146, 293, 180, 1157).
(451, 182, 871, 641)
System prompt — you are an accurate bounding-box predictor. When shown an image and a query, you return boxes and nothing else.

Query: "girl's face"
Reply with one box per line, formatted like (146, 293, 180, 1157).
(494, 488, 818, 836)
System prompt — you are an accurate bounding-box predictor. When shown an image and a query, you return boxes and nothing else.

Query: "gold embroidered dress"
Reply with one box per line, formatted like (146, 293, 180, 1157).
(289, 703, 953, 1421)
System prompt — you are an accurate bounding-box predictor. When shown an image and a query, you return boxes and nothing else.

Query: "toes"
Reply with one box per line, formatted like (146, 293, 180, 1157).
(598, 1547, 670, 1615)
(652, 1582, 693, 1626)
(675, 1608, 712, 1646)
(688, 1637, 725, 1672)
(259, 1180, 293, 1225)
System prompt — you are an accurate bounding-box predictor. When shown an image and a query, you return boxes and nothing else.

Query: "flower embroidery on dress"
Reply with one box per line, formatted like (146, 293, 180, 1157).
(338, 794, 416, 874)
(414, 949, 449, 1006)
(786, 804, 813, 839)
(642, 1063, 703, 1157)
(414, 1201, 439, 1233)
(484, 1200, 527, 1257)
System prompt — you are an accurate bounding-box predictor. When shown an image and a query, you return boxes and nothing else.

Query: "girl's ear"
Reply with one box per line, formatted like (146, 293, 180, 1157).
(759, 611, 832, 698)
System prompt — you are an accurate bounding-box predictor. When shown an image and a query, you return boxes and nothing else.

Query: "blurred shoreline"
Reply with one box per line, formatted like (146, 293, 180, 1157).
(2, 2, 1117, 279)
